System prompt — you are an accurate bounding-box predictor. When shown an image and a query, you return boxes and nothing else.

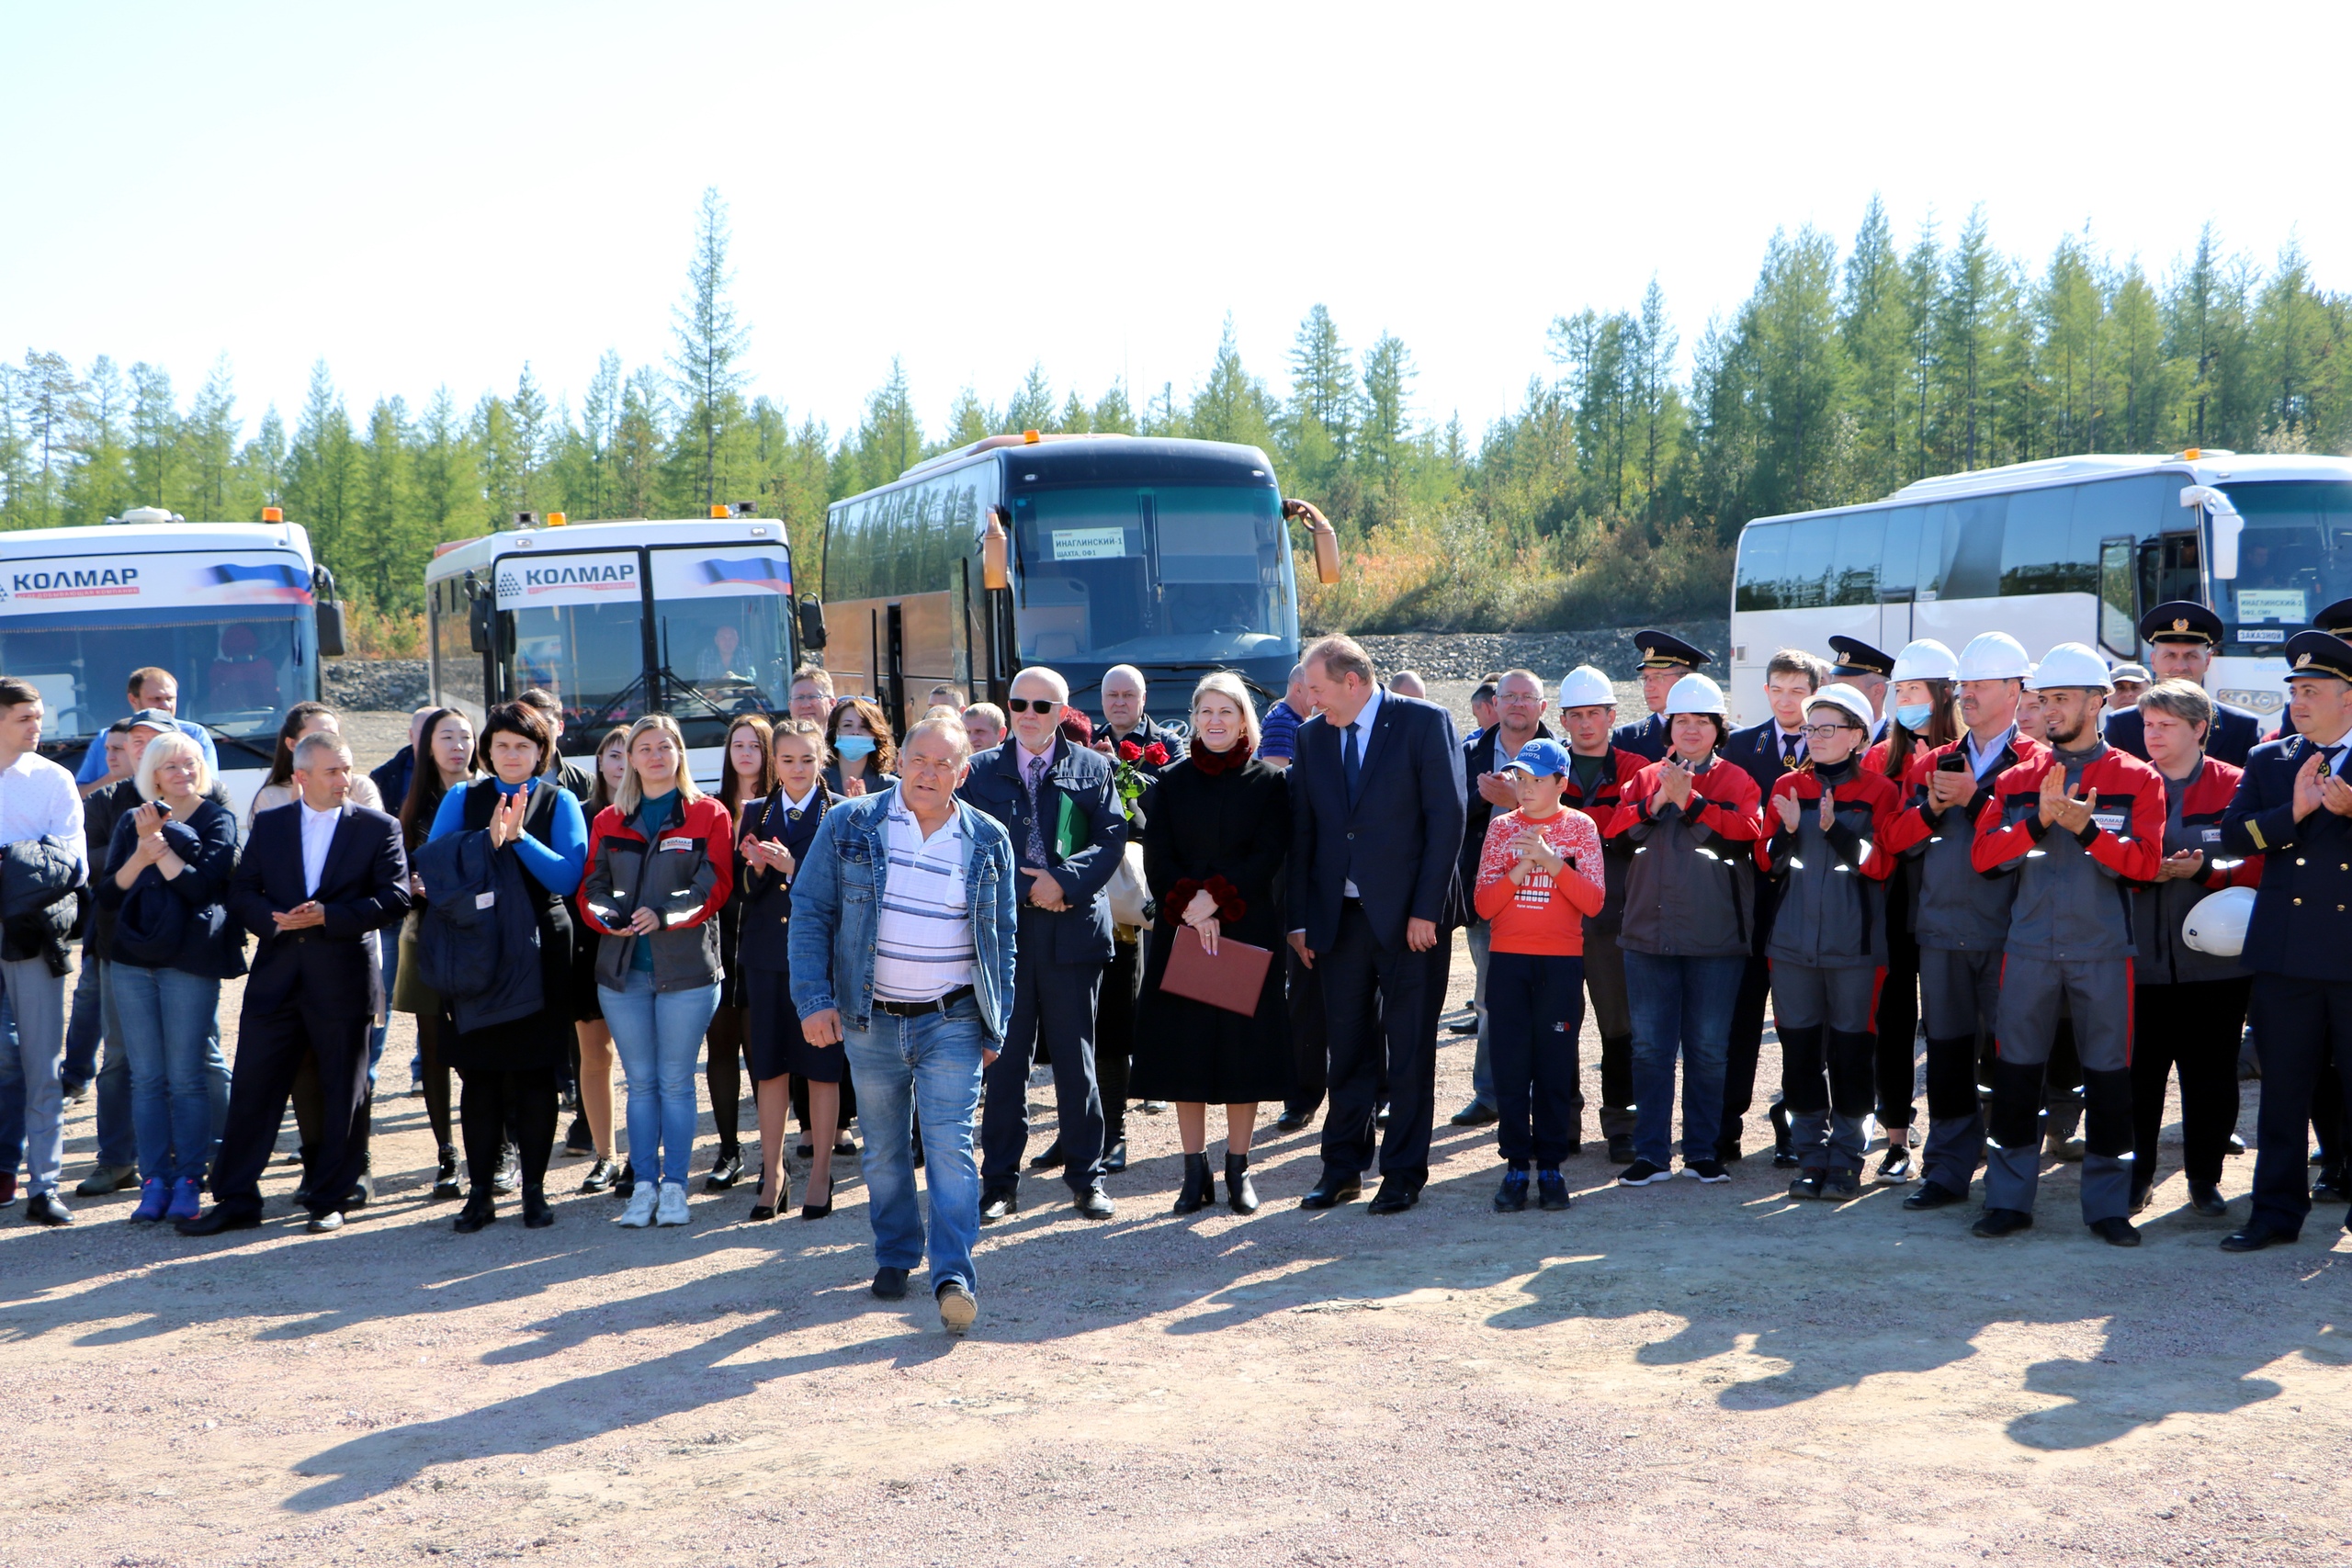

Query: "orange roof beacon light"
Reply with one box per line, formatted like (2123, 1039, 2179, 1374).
(1023, 429, 1041, 445)
(709, 504, 729, 518)
(262, 506, 283, 523)
(547, 512, 567, 526)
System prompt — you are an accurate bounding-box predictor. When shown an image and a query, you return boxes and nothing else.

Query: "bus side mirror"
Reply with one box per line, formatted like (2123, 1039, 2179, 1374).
(2183, 484, 2242, 581)
(469, 595, 493, 654)
(797, 595, 829, 651)
(982, 506, 1011, 591)
(316, 601, 346, 658)
(1285, 499, 1341, 585)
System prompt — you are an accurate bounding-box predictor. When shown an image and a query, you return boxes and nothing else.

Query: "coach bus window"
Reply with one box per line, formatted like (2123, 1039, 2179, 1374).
(1933, 496, 2007, 602)
(1879, 506, 1926, 603)
(2001, 485, 2090, 597)
(1830, 510, 1883, 605)
(1780, 516, 1837, 608)
(2216, 479, 2352, 645)
(1734, 522, 1789, 612)
(1010, 484, 1288, 663)
(2098, 539, 2136, 654)
(0, 612, 309, 741)
(510, 597, 648, 735)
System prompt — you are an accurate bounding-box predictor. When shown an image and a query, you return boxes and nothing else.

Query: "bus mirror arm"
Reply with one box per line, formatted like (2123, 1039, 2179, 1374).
(982, 506, 1011, 592)
(2182, 484, 2242, 581)
(1284, 498, 1341, 585)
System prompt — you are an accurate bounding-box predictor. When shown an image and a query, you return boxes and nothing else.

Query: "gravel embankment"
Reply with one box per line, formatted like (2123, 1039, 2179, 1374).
(324, 657, 429, 712)
(1355, 618, 1728, 685)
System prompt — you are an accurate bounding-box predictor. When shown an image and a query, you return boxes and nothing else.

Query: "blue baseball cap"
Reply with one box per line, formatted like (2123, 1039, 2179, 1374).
(1502, 738, 1573, 778)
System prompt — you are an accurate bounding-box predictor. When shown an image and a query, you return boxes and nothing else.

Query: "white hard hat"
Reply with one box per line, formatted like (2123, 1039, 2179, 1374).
(1890, 638, 1960, 683)
(1806, 682, 1875, 730)
(2182, 886, 2256, 957)
(1663, 673, 1726, 716)
(1957, 631, 2032, 682)
(2027, 641, 2114, 692)
(1556, 665, 1615, 710)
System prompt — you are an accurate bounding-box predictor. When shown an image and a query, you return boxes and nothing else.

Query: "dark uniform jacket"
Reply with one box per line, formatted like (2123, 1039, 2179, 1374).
(2130, 758, 2260, 986)
(1972, 741, 2165, 961)
(1755, 761, 1902, 968)
(2219, 730, 2352, 982)
(735, 788, 834, 973)
(2104, 703, 2265, 769)
(1611, 711, 1668, 763)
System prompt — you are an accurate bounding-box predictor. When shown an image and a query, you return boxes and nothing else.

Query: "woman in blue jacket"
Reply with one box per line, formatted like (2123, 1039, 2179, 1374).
(426, 701, 588, 1233)
(99, 732, 244, 1224)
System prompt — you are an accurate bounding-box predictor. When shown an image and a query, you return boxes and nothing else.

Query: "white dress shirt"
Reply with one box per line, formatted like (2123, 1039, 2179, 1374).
(0, 750, 85, 874)
(299, 800, 341, 897)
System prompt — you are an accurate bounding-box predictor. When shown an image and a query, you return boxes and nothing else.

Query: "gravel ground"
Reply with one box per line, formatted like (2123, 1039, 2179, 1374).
(16, 663, 2338, 1566)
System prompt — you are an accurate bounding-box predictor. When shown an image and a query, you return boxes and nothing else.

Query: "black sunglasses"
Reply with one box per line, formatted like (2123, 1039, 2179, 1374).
(1005, 698, 1060, 715)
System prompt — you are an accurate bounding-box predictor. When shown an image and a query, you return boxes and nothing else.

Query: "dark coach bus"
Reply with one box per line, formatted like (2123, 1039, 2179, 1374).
(814, 433, 1336, 729)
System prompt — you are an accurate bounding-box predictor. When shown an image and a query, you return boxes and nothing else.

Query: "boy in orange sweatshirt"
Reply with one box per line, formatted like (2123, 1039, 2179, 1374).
(1474, 739, 1609, 1212)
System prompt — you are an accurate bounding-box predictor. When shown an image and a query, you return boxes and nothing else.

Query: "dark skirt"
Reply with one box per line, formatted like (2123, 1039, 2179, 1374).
(568, 909, 604, 1023)
(1129, 927, 1295, 1104)
(744, 963, 852, 1085)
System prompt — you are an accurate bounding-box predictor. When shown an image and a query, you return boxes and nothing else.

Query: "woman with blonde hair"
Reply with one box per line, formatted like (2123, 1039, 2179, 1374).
(579, 714, 734, 1226)
(1129, 671, 1292, 1214)
(97, 732, 244, 1224)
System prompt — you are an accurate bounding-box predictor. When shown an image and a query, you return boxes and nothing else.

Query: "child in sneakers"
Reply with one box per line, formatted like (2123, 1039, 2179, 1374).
(1474, 739, 1608, 1213)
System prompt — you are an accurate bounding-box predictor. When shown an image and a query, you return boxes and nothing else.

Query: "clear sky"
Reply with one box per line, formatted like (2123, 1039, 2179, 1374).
(6, 1, 2345, 445)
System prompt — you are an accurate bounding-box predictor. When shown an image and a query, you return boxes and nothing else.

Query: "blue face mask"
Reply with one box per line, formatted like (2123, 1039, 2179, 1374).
(835, 735, 876, 761)
(1896, 702, 1934, 732)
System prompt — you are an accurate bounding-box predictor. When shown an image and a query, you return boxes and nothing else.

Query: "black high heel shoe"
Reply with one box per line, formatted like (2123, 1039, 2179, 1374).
(1172, 1152, 1214, 1214)
(750, 1170, 791, 1221)
(801, 1173, 834, 1220)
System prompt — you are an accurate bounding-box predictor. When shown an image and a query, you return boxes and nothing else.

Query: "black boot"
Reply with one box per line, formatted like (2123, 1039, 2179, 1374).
(432, 1145, 462, 1201)
(522, 1186, 555, 1229)
(453, 1190, 496, 1234)
(1172, 1152, 1214, 1214)
(1225, 1151, 1260, 1215)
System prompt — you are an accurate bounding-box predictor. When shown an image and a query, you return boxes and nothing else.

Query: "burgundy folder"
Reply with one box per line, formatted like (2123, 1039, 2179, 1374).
(1159, 924, 1273, 1016)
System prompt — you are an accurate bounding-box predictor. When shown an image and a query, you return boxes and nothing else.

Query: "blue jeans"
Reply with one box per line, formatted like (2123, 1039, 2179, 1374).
(0, 991, 21, 1179)
(0, 957, 69, 1196)
(1623, 951, 1746, 1168)
(844, 996, 988, 1295)
(601, 972, 719, 1188)
(110, 964, 222, 1186)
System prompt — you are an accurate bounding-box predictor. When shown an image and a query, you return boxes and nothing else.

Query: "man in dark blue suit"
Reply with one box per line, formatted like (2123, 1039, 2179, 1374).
(176, 734, 410, 1235)
(1716, 647, 1829, 1165)
(958, 666, 1129, 1220)
(1611, 630, 1712, 762)
(1288, 634, 1466, 1214)
(2216, 630, 2352, 1251)
(2103, 601, 2266, 766)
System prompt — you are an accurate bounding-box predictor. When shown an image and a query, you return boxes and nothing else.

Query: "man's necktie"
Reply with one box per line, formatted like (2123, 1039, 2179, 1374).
(1342, 721, 1363, 807)
(1781, 733, 1802, 767)
(1023, 753, 1047, 864)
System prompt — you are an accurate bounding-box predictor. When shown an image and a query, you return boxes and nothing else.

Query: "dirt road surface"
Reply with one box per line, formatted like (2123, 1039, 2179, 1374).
(3, 716, 2347, 1565)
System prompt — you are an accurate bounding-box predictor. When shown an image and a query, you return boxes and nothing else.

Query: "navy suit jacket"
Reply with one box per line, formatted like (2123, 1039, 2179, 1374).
(2104, 702, 2264, 768)
(2219, 730, 2352, 983)
(1721, 717, 1805, 796)
(957, 738, 1127, 964)
(1612, 711, 1668, 762)
(1288, 694, 1466, 953)
(228, 801, 410, 1018)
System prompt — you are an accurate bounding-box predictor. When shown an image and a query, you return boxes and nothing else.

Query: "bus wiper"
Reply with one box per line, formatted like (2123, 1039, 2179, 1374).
(1147, 662, 1278, 702)
(655, 669, 745, 722)
(190, 720, 280, 768)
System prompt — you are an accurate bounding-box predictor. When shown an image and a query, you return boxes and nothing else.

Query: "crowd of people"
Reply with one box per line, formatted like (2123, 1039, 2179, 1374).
(5, 601, 2351, 1336)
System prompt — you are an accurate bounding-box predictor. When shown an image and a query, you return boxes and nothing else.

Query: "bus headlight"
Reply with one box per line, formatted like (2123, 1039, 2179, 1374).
(2218, 688, 2284, 714)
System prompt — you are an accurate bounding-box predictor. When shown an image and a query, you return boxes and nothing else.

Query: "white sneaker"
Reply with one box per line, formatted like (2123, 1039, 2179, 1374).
(656, 1181, 690, 1225)
(615, 1185, 658, 1227)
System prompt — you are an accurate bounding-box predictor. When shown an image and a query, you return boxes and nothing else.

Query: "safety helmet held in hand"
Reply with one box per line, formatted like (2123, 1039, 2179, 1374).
(1556, 664, 1616, 711)
(1664, 673, 1726, 716)
(1891, 638, 1960, 683)
(1957, 631, 2032, 682)
(2026, 641, 2114, 693)
(2182, 886, 2256, 957)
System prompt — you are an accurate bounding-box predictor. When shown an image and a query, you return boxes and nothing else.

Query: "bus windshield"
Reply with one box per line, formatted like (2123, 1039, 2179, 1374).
(1009, 483, 1295, 664)
(2216, 480, 2352, 647)
(0, 609, 314, 745)
(651, 593, 794, 747)
(512, 598, 650, 739)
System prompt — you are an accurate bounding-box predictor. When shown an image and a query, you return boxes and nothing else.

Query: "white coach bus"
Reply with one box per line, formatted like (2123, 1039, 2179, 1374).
(1724, 451, 2352, 726)
(424, 507, 803, 786)
(0, 506, 345, 818)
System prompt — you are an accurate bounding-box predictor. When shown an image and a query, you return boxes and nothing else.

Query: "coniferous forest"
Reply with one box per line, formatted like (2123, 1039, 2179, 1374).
(6, 190, 2350, 649)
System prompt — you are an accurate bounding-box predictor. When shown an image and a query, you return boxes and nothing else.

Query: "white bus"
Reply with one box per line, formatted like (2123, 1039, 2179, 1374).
(0, 507, 345, 818)
(1725, 451, 2350, 727)
(424, 508, 803, 786)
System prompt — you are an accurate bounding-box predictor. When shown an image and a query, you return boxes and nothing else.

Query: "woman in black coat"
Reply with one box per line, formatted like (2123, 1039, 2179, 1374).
(1130, 671, 1292, 1215)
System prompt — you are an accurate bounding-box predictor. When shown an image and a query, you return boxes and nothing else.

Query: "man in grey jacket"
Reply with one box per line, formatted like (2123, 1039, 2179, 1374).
(791, 716, 1019, 1336)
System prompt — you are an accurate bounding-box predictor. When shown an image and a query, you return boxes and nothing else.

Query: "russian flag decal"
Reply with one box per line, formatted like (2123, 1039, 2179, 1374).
(699, 557, 792, 593)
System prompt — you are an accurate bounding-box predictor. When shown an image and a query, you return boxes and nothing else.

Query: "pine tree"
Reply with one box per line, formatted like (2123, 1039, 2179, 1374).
(1358, 332, 1417, 520)
(669, 186, 749, 508)
(1839, 195, 1915, 500)
(129, 363, 177, 509)
(1005, 363, 1055, 434)
(1091, 381, 1137, 434)
(283, 362, 355, 558)
(183, 356, 240, 518)
(854, 359, 922, 491)
(1189, 316, 1279, 456)
(944, 389, 994, 447)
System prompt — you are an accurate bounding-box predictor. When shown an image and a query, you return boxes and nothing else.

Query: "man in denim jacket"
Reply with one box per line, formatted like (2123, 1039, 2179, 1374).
(789, 715, 1018, 1336)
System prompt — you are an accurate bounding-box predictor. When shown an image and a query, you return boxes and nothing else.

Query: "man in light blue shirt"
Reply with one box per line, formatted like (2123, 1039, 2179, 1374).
(74, 667, 219, 795)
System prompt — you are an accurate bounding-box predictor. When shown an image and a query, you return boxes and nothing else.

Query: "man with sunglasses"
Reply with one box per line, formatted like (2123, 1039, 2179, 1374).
(958, 667, 1129, 1220)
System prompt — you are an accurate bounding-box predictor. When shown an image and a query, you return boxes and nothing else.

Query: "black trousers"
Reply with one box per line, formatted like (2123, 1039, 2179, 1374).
(458, 1066, 558, 1197)
(213, 997, 372, 1222)
(2245, 976, 2352, 1236)
(1317, 900, 1440, 1184)
(1096, 938, 1142, 1145)
(979, 947, 1106, 1193)
(1487, 952, 1584, 1165)
(1875, 885, 1921, 1129)
(1284, 949, 1329, 1115)
(1718, 953, 1774, 1155)
(705, 1004, 746, 1153)
(2130, 977, 2250, 1195)
(416, 1010, 455, 1153)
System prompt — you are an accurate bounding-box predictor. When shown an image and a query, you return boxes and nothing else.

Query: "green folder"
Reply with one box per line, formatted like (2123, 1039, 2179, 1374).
(1054, 793, 1084, 861)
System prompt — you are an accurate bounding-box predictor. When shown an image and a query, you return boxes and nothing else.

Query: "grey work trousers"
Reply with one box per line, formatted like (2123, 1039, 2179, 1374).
(1987, 955, 2134, 1224)
(1772, 962, 1879, 1174)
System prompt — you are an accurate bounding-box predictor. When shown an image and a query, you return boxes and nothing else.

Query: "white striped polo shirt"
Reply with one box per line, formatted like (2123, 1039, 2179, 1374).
(871, 800, 977, 1002)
